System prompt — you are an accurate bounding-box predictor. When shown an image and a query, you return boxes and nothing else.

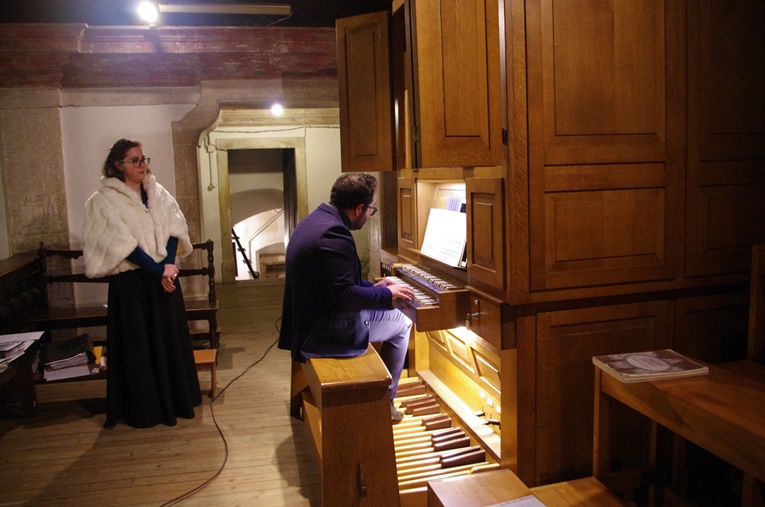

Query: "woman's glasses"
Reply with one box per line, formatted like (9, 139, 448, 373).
(122, 156, 150, 167)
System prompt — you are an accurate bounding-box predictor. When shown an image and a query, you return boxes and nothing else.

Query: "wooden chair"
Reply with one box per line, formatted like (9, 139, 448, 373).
(193, 348, 217, 398)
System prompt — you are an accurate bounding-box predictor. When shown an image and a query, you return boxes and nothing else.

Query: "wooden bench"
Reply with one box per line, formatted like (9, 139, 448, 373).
(25, 240, 219, 349)
(292, 346, 399, 506)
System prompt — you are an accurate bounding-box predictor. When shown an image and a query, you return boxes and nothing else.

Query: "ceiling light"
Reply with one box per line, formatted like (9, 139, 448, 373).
(271, 103, 284, 116)
(158, 3, 291, 16)
(137, 1, 159, 24)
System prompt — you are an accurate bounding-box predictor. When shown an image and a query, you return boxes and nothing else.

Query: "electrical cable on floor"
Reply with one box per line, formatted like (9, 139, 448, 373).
(160, 317, 282, 506)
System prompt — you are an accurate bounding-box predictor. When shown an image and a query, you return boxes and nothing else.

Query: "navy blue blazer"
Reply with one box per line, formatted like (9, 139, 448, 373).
(278, 203, 392, 362)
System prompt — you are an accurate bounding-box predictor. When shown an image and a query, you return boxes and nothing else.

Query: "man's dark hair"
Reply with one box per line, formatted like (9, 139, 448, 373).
(330, 173, 377, 210)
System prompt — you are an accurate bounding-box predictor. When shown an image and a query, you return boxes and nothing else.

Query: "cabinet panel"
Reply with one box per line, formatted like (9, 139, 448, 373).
(685, 0, 765, 276)
(337, 12, 395, 172)
(397, 177, 418, 252)
(534, 300, 673, 483)
(531, 163, 678, 290)
(412, 0, 502, 168)
(524, 0, 684, 294)
(674, 291, 750, 364)
(531, 0, 668, 165)
(466, 177, 505, 292)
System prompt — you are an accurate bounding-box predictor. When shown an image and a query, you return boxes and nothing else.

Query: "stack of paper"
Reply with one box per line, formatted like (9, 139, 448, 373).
(42, 334, 101, 381)
(0, 332, 43, 373)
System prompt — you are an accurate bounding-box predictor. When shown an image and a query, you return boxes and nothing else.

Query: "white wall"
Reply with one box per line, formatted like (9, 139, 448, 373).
(61, 103, 195, 248)
(60, 103, 195, 305)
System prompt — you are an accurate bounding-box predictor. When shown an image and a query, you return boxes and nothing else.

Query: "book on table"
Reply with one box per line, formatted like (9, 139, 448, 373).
(43, 362, 101, 381)
(592, 349, 709, 383)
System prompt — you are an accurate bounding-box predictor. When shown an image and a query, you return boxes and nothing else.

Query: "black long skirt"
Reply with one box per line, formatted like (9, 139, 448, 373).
(105, 269, 202, 428)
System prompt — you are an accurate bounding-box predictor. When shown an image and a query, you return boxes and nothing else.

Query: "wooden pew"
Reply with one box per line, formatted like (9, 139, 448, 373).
(25, 240, 219, 348)
(295, 346, 400, 506)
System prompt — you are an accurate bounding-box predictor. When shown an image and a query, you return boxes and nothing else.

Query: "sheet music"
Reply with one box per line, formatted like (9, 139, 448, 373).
(0, 331, 44, 344)
(420, 208, 467, 267)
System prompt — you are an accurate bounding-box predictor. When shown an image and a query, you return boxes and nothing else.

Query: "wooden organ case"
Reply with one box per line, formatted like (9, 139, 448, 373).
(336, 0, 765, 501)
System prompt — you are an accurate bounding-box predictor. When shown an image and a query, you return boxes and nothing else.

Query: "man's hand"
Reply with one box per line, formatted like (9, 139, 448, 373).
(376, 277, 414, 301)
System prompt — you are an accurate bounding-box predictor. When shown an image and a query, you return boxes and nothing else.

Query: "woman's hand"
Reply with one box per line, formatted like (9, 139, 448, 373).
(162, 263, 179, 293)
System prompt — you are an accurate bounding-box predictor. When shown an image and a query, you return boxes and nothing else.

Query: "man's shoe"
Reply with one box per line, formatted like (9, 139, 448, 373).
(391, 401, 404, 421)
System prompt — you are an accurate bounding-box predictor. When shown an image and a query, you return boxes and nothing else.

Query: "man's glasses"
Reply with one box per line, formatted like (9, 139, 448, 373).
(365, 204, 378, 216)
(122, 156, 150, 167)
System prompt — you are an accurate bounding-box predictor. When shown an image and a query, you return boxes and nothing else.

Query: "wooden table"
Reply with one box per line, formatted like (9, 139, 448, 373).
(593, 359, 765, 506)
(0, 341, 41, 417)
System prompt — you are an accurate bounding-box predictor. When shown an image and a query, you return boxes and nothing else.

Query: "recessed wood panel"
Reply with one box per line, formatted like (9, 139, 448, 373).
(474, 350, 501, 394)
(532, 164, 676, 290)
(686, 173, 765, 276)
(466, 177, 505, 292)
(691, 0, 765, 161)
(535, 0, 668, 165)
(446, 332, 475, 371)
(412, 0, 502, 167)
(397, 177, 417, 252)
(535, 301, 672, 483)
(337, 12, 395, 173)
(674, 292, 750, 363)
(685, 0, 765, 276)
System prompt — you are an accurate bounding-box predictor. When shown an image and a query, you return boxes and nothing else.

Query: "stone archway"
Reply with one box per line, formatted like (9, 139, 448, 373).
(170, 78, 339, 289)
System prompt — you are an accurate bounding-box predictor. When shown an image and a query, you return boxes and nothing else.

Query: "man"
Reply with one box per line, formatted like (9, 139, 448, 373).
(278, 173, 415, 420)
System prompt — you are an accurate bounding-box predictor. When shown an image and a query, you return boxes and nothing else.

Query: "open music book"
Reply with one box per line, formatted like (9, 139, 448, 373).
(420, 208, 467, 267)
(593, 349, 709, 383)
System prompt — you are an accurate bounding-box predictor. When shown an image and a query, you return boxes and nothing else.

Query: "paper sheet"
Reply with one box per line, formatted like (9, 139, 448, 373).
(420, 208, 467, 267)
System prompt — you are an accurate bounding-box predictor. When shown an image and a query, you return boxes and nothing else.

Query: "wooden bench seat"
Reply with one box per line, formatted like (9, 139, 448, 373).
(530, 477, 627, 507)
(25, 240, 219, 349)
(293, 346, 399, 506)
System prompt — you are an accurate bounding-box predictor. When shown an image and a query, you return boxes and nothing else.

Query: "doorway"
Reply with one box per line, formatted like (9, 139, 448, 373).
(228, 147, 297, 281)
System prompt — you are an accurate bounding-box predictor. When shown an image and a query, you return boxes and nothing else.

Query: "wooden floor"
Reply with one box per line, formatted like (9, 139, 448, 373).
(0, 279, 322, 506)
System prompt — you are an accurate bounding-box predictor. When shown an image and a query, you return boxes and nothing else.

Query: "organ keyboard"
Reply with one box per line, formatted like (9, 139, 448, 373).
(387, 264, 469, 332)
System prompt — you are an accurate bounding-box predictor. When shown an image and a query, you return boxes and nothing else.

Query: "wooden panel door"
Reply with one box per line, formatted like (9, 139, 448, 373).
(524, 0, 683, 292)
(685, 0, 765, 276)
(533, 300, 673, 484)
(466, 177, 505, 293)
(337, 11, 395, 173)
(674, 291, 750, 364)
(397, 177, 418, 253)
(411, 0, 502, 168)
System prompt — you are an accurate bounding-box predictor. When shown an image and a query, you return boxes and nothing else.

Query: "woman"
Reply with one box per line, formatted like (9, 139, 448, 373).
(83, 139, 201, 428)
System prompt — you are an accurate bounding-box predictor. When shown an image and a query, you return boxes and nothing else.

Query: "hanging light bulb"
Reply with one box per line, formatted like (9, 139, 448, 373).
(271, 103, 284, 116)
